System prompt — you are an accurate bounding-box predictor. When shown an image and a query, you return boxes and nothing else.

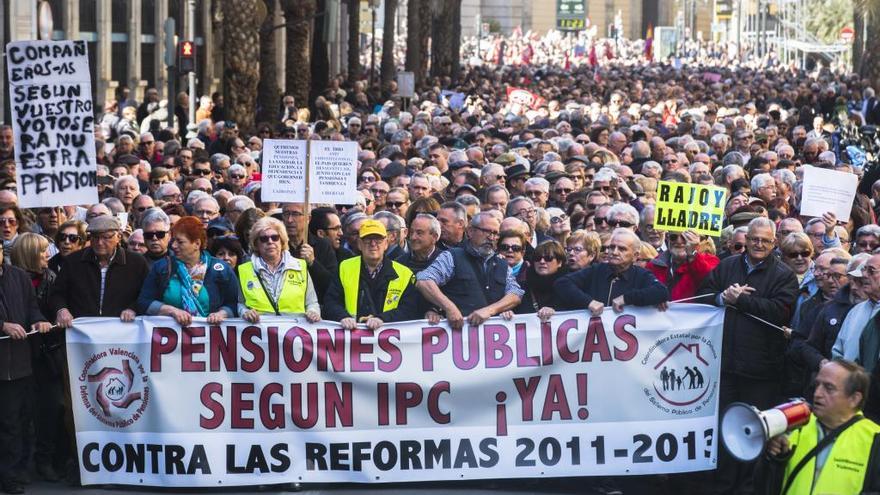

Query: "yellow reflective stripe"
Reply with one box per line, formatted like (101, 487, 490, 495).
(339, 257, 413, 316)
(239, 260, 307, 314)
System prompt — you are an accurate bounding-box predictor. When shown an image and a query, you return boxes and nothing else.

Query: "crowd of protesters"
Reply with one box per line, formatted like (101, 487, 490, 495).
(3, 26, 880, 494)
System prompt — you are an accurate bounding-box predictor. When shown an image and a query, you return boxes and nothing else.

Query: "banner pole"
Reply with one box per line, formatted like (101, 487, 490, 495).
(303, 139, 311, 244)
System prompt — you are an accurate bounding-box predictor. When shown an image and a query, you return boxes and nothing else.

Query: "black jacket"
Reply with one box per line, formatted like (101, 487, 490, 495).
(290, 234, 338, 303)
(554, 262, 669, 310)
(802, 284, 857, 371)
(516, 265, 568, 314)
(697, 253, 799, 379)
(49, 247, 150, 318)
(0, 265, 48, 380)
(323, 257, 419, 323)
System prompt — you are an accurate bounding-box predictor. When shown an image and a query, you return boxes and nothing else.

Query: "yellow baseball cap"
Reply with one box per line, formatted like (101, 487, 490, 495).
(359, 219, 387, 238)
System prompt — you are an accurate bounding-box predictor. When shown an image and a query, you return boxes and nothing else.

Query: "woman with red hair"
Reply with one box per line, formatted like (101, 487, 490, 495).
(137, 216, 240, 325)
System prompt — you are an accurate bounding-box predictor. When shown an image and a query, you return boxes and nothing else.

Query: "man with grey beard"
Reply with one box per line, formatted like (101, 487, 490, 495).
(416, 212, 523, 330)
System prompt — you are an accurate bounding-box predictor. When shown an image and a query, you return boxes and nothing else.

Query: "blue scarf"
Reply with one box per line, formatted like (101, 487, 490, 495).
(174, 252, 209, 316)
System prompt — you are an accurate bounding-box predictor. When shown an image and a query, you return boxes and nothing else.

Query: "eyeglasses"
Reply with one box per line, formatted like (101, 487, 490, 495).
(565, 246, 585, 254)
(785, 251, 811, 259)
(143, 231, 168, 240)
(282, 210, 304, 218)
(594, 217, 608, 225)
(361, 176, 377, 183)
(471, 225, 500, 238)
(128, 241, 146, 249)
(554, 188, 573, 194)
(604, 244, 628, 252)
(731, 242, 745, 251)
(747, 236, 774, 245)
(361, 237, 384, 245)
(58, 233, 81, 243)
(258, 234, 281, 244)
(191, 169, 212, 176)
(386, 201, 406, 208)
(525, 190, 545, 197)
(498, 243, 523, 253)
(806, 231, 824, 239)
(90, 232, 118, 242)
(550, 215, 568, 225)
(535, 255, 559, 262)
(608, 220, 634, 229)
(371, 188, 389, 195)
(0, 218, 17, 225)
(826, 272, 847, 281)
(858, 241, 879, 250)
(516, 208, 537, 218)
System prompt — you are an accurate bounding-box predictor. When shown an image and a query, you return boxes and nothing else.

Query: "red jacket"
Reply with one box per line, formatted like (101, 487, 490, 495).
(647, 251, 720, 301)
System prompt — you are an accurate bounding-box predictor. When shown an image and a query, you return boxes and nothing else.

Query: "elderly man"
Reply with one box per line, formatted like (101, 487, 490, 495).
(480, 164, 507, 188)
(854, 225, 880, 254)
(805, 214, 842, 254)
(698, 217, 799, 494)
(399, 214, 442, 272)
(524, 178, 550, 208)
(155, 182, 183, 205)
(408, 173, 432, 201)
(51, 216, 149, 326)
(324, 219, 419, 330)
(606, 203, 640, 232)
(437, 201, 467, 250)
(555, 228, 669, 314)
(417, 212, 523, 330)
(281, 203, 338, 301)
(131, 194, 155, 228)
(507, 197, 553, 247)
(374, 211, 408, 261)
(760, 360, 880, 494)
(833, 253, 880, 363)
(751, 173, 777, 204)
(193, 196, 220, 226)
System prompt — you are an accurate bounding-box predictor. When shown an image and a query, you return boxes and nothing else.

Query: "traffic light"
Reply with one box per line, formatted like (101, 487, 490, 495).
(178, 41, 195, 73)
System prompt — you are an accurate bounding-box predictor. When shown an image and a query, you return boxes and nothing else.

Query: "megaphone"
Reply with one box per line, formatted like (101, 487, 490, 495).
(720, 399, 811, 462)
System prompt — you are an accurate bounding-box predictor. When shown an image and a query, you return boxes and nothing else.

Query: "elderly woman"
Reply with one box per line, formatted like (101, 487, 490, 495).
(646, 230, 720, 301)
(226, 164, 249, 195)
(0, 205, 26, 260)
(565, 229, 601, 271)
(113, 175, 140, 212)
(49, 219, 87, 273)
(239, 217, 320, 323)
(546, 207, 571, 245)
(781, 232, 817, 330)
(516, 241, 568, 319)
(137, 216, 240, 326)
(498, 230, 529, 288)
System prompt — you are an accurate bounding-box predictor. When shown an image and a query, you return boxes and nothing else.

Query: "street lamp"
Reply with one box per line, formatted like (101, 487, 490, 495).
(369, 0, 379, 87)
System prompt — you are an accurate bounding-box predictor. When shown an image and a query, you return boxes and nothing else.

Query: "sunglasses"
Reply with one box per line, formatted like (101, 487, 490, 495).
(786, 251, 811, 259)
(731, 242, 745, 251)
(58, 233, 81, 243)
(230, 174, 246, 180)
(259, 234, 281, 243)
(535, 255, 558, 262)
(554, 188, 573, 194)
(386, 202, 406, 208)
(594, 217, 608, 225)
(859, 241, 879, 249)
(550, 215, 568, 224)
(143, 230, 168, 240)
(498, 243, 523, 253)
(608, 220, 633, 228)
(191, 169, 212, 176)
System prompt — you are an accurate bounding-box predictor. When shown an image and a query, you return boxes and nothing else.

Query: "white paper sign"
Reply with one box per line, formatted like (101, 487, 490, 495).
(260, 139, 307, 202)
(6, 40, 98, 208)
(308, 140, 358, 204)
(397, 71, 415, 98)
(799, 165, 858, 220)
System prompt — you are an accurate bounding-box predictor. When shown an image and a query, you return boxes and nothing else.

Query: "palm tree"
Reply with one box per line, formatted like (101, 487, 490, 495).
(380, 0, 398, 95)
(281, 0, 316, 112)
(256, 0, 280, 124)
(430, 0, 461, 82)
(405, 0, 429, 88)
(222, 0, 265, 131)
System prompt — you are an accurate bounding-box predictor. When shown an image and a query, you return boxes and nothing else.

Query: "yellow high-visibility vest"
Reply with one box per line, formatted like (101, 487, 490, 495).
(338, 256, 412, 316)
(238, 259, 307, 314)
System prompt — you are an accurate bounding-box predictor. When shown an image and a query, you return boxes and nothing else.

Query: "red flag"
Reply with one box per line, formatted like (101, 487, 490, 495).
(589, 43, 598, 67)
(644, 23, 654, 60)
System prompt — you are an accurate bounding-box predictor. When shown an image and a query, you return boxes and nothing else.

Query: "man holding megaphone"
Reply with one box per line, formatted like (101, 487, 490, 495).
(758, 359, 880, 495)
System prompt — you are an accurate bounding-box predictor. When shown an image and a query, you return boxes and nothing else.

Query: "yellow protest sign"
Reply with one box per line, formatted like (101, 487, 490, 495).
(653, 181, 727, 237)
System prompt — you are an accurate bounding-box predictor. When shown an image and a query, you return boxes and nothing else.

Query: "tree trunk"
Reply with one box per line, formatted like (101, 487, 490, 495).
(310, 0, 330, 108)
(418, 0, 431, 85)
(859, 1, 880, 89)
(281, 0, 316, 112)
(256, 0, 280, 125)
(347, 0, 360, 84)
(430, 0, 459, 82)
(380, 0, 398, 95)
(222, 0, 266, 132)
(405, 0, 429, 88)
(450, 0, 461, 83)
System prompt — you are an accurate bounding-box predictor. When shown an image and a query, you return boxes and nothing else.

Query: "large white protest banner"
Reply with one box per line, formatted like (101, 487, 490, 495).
(5, 40, 98, 208)
(800, 165, 858, 220)
(67, 306, 723, 487)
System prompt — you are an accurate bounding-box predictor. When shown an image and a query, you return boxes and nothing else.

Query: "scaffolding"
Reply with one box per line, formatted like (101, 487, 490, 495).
(732, 0, 849, 69)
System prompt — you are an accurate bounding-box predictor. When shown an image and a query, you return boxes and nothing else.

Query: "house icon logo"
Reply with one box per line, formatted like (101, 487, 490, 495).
(78, 350, 151, 429)
(641, 335, 719, 414)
